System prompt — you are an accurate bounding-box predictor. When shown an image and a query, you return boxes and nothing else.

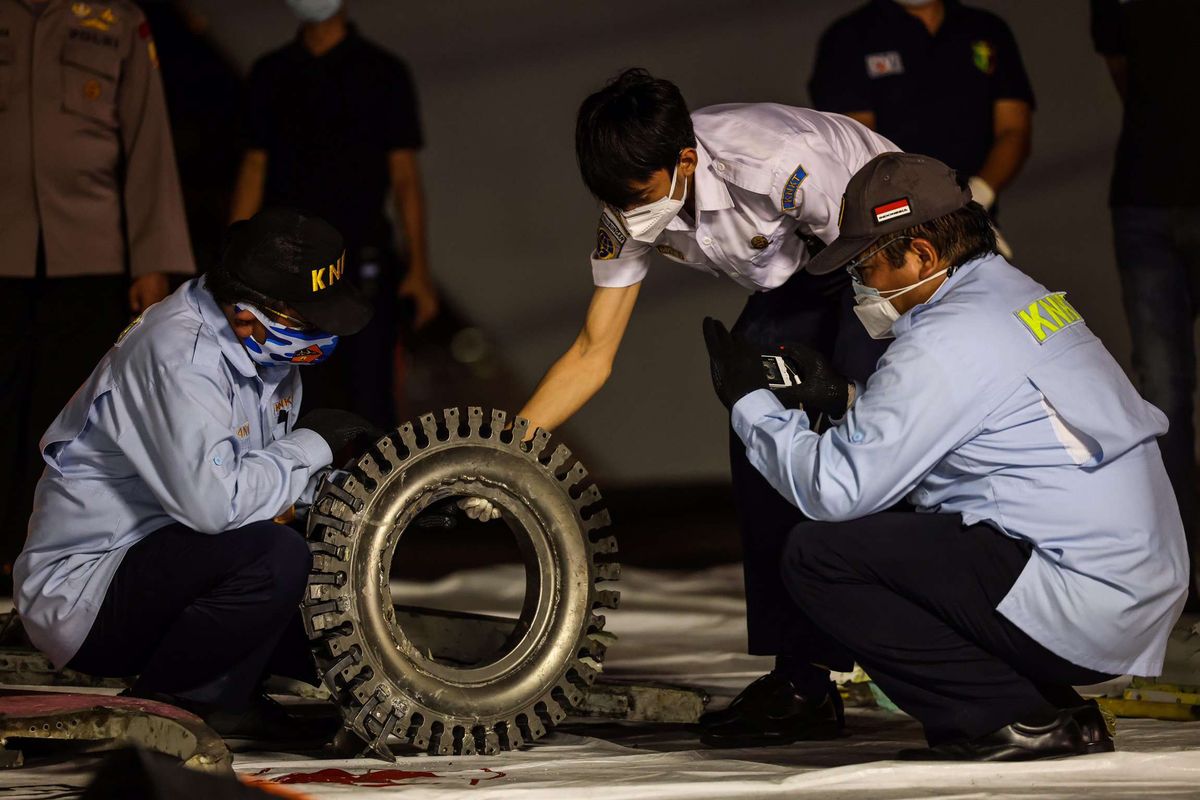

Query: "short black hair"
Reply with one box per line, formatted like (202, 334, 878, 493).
(878, 201, 998, 270)
(575, 68, 696, 209)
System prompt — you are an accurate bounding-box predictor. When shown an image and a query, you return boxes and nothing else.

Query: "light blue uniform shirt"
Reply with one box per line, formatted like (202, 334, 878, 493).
(14, 278, 333, 668)
(732, 254, 1188, 676)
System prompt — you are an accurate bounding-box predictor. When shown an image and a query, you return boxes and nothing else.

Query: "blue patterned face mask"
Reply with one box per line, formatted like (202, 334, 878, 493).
(236, 303, 338, 366)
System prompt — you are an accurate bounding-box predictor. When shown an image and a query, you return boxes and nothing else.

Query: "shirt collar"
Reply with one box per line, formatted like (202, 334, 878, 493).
(871, 0, 961, 31)
(890, 251, 992, 336)
(693, 140, 734, 213)
(191, 276, 261, 380)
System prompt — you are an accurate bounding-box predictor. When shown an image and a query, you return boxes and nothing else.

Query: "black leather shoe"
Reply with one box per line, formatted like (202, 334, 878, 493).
(1070, 699, 1115, 754)
(898, 711, 1088, 762)
(205, 694, 340, 748)
(700, 677, 844, 748)
(699, 671, 792, 729)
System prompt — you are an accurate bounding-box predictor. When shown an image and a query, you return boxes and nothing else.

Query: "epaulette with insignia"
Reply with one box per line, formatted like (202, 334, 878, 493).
(595, 207, 628, 260)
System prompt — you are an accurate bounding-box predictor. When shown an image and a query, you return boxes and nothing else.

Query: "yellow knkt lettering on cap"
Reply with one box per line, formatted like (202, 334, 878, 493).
(310, 252, 346, 293)
(1015, 292, 1083, 343)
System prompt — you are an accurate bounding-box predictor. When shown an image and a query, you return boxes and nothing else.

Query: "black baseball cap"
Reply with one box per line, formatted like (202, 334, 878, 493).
(221, 207, 373, 336)
(805, 153, 972, 276)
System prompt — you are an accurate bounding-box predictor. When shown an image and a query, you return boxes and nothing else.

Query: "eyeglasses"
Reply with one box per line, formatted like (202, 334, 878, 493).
(263, 307, 315, 331)
(845, 236, 914, 283)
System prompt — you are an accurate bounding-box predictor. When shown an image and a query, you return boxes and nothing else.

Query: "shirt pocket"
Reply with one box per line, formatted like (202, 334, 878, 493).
(61, 40, 120, 128)
(748, 228, 789, 268)
(0, 40, 14, 111)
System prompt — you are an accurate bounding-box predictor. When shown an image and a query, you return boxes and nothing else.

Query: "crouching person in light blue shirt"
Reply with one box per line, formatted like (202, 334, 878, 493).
(703, 153, 1188, 762)
(14, 208, 379, 743)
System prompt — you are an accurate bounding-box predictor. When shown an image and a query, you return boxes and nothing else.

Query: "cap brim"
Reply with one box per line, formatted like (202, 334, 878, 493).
(290, 281, 374, 336)
(804, 233, 879, 276)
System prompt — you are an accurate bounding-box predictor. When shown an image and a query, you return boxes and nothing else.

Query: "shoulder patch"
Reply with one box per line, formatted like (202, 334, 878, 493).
(781, 165, 807, 212)
(1014, 292, 1084, 344)
(595, 207, 628, 261)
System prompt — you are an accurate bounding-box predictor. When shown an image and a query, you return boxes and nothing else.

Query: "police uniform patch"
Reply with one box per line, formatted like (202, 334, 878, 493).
(780, 165, 808, 212)
(595, 208, 628, 261)
(1014, 292, 1083, 344)
(139, 20, 160, 69)
(971, 40, 995, 75)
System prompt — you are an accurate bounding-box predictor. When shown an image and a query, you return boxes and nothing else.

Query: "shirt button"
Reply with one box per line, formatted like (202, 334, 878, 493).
(851, 433, 864, 443)
(213, 455, 224, 466)
(716, 162, 726, 171)
(703, 236, 713, 245)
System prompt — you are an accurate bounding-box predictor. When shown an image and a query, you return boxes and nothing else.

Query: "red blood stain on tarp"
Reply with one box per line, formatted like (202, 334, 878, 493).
(268, 767, 506, 788)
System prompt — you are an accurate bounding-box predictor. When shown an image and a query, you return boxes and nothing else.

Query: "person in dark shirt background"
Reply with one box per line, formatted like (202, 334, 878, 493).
(230, 0, 436, 430)
(1092, 0, 1200, 608)
(810, 0, 1033, 247)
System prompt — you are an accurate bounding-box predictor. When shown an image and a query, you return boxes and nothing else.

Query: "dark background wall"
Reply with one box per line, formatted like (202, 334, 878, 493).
(190, 0, 1132, 485)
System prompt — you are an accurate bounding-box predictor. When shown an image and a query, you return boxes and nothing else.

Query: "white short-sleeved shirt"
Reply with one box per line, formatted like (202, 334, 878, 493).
(590, 103, 898, 292)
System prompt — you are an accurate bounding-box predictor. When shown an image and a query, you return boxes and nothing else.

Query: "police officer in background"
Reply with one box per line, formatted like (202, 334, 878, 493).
(810, 0, 1034, 246)
(15, 209, 377, 740)
(462, 68, 898, 747)
(230, 0, 434, 431)
(0, 0, 194, 587)
(704, 153, 1187, 759)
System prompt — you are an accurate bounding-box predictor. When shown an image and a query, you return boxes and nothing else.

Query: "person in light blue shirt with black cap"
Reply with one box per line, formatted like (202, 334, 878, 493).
(15, 207, 378, 742)
(703, 152, 1188, 761)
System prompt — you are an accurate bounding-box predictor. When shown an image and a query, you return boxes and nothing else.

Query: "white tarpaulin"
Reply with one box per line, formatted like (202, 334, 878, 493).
(1, 564, 1198, 798)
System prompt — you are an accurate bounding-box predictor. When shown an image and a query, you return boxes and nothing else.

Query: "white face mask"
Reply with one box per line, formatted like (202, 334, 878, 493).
(852, 269, 948, 339)
(621, 164, 687, 243)
(286, 0, 342, 23)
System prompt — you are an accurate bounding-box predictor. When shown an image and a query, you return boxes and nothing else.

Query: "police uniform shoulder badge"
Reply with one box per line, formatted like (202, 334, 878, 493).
(780, 164, 808, 212)
(595, 207, 628, 261)
(1014, 292, 1083, 344)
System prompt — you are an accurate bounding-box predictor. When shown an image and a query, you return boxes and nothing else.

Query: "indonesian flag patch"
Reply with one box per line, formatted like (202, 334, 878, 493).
(873, 197, 912, 224)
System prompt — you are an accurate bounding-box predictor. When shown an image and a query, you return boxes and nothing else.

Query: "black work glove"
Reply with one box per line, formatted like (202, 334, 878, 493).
(702, 317, 770, 411)
(774, 342, 851, 417)
(295, 409, 382, 459)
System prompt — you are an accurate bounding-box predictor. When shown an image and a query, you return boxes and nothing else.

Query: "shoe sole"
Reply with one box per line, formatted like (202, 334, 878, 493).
(700, 724, 843, 749)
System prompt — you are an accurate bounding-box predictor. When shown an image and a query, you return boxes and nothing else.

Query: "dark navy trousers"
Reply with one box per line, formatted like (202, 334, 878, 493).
(728, 267, 889, 660)
(69, 520, 316, 712)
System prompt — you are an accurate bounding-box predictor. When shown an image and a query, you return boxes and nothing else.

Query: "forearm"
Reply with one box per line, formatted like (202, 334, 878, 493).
(229, 152, 267, 222)
(518, 345, 612, 435)
(977, 129, 1031, 192)
(394, 178, 430, 279)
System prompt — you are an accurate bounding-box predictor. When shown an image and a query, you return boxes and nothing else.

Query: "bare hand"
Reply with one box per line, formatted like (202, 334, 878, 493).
(398, 271, 439, 330)
(129, 272, 170, 313)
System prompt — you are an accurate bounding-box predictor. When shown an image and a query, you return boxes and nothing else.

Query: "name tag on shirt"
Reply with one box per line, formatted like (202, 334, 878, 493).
(866, 51, 905, 78)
